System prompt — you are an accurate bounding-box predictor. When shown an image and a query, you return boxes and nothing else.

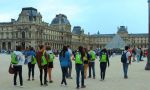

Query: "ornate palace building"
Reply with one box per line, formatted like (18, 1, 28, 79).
(0, 7, 148, 50)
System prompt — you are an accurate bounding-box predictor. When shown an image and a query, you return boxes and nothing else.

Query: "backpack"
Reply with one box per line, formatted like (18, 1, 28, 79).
(100, 53, 107, 62)
(75, 52, 83, 64)
(41, 51, 48, 66)
(48, 53, 55, 62)
(31, 56, 37, 64)
(121, 51, 128, 63)
(90, 51, 96, 60)
(11, 53, 18, 64)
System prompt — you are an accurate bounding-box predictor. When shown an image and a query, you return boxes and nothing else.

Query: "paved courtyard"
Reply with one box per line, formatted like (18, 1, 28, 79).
(0, 54, 150, 90)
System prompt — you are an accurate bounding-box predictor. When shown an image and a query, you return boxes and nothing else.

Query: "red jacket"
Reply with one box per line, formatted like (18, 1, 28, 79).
(146, 50, 148, 57)
(36, 50, 48, 68)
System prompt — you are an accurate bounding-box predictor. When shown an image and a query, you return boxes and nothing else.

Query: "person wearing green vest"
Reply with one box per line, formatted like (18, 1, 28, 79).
(75, 46, 86, 89)
(83, 48, 90, 79)
(46, 46, 55, 83)
(27, 47, 36, 81)
(36, 45, 48, 86)
(99, 48, 109, 81)
(11, 45, 25, 87)
(88, 47, 96, 79)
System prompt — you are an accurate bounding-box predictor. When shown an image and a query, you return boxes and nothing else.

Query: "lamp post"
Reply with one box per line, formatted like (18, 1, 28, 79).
(145, 0, 150, 70)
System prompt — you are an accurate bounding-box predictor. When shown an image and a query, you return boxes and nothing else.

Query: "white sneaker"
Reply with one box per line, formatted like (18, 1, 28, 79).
(20, 85, 24, 88)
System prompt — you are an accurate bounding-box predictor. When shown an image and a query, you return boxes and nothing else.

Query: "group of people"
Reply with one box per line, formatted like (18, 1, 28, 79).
(132, 47, 147, 62)
(10, 44, 136, 89)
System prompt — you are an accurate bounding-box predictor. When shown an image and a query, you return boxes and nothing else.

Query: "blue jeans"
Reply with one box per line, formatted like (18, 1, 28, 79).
(137, 55, 140, 62)
(75, 64, 84, 87)
(89, 62, 95, 78)
(66, 61, 72, 78)
(123, 63, 129, 77)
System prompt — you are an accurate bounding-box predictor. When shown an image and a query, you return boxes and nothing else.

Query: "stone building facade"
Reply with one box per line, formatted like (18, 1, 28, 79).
(91, 26, 148, 49)
(0, 7, 148, 51)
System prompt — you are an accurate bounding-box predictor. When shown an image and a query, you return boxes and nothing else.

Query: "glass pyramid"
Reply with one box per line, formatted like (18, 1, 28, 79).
(105, 34, 126, 49)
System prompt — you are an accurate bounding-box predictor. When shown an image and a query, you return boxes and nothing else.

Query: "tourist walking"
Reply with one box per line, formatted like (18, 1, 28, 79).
(139, 48, 144, 61)
(46, 46, 55, 83)
(59, 46, 70, 86)
(136, 48, 141, 62)
(88, 47, 96, 79)
(99, 48, 109, 81)
(27, 47, 36, 81)
(75, 46, 86, 89)
(121, 46, 131, 79)
(83, 48, 90, 79)
(67, 45, 73, 79)
(11, 46, 25, 87)
(36, 45, 48, 86)
(132, 47, 136, 62)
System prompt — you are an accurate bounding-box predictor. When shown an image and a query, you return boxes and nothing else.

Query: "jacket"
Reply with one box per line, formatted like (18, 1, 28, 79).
(59, 51, 70, 67)
(36, 50, 48, 68)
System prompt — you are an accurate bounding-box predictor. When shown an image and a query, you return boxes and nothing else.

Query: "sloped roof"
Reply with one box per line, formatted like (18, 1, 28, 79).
(105, 34, 126, 49)
(51, 14, 70, 25)
(72, 26, 82, 35)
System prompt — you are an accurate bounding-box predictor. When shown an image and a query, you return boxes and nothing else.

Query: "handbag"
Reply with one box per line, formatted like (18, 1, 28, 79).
(8, 64, 15, 74)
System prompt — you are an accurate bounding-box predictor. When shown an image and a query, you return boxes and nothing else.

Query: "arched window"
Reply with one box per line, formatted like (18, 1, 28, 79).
(2, 42, 6, 50)
(8, 42, 11, 50)
(22, 31, 25, 38)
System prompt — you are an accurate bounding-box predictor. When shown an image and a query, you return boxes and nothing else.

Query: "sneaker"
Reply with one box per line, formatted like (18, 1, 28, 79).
(68, 77, 73, 79)
(65, 84, 67, 87)
(20, 85, 24, 88)
(49, 80, 53, 83)
(41, 83, 43, 86)
(44, 83, 48, 86)
(100, 79, 103, 81)
(124, 76, 128, 79)
(27, 79, 30, 81)
(81, 85, 86, 88)
(88, 76, 91, 78)
(76, 86, 80, 89)
(32, 78, 34, 81)
(93, 77, 96, 79)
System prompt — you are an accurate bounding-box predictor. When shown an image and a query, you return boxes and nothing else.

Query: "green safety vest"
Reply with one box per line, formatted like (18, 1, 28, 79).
(90, 50, 96, 60)
(11, 53, 18, 64)
(41, 51, 48, 66)
(83, 54, 88, 61)
(75, 52, 83, 64)
(48, 53, 55, 62)
(100, 53, 107, 62)
(31, 56, 37, 64)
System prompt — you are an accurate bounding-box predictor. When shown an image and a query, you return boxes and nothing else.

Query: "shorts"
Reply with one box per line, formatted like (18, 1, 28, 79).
(48, 62, 53, 68)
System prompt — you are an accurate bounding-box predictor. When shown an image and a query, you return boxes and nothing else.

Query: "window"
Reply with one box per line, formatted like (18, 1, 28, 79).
(22, 31, 25, 38)
(29, 32, 31, 38)
(16, 32, 18, 38)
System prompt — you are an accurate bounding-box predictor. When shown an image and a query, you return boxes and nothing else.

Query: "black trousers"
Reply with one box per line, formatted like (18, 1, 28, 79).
(88, 62, 95, 78)
(39, 65, 47, 85)
(28, 62, 35, 79)
(13, 65, 23, 86)
(61, 67, 68, 85)
(100, 62, 107, 80)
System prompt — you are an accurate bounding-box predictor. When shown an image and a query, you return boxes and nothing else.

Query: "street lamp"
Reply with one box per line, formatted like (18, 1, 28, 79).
(145, 0, 150, 70)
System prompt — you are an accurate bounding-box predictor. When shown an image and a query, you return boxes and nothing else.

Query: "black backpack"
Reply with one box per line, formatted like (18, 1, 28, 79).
(121, 51, 128, 63)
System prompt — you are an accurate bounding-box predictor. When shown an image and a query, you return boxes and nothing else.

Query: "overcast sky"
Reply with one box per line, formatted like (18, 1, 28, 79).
(0, 0, 148, 34)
